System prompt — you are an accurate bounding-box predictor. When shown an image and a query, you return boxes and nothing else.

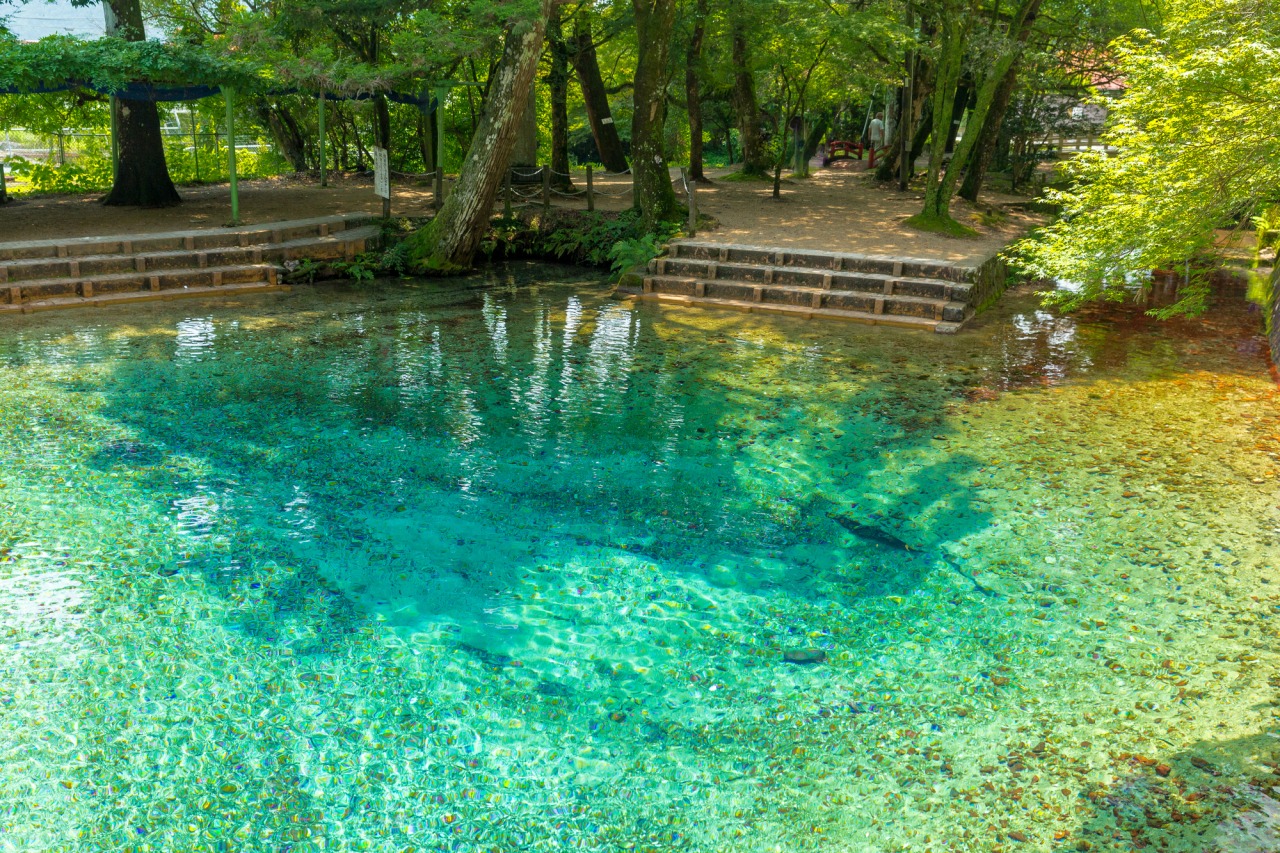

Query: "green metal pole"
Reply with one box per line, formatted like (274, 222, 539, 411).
(224, 87, 239, 223)
(318, 95, 327, 187)
(190, 105, 200, 182)
(109, 96, 119, 183)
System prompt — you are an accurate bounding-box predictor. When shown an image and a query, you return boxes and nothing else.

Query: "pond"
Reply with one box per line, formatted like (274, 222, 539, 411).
(1, 265, 1278, 852)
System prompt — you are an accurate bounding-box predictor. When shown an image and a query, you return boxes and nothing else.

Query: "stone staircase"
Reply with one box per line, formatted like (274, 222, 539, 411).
(618, 240, 998, 333)
(1, 213, 380, 314)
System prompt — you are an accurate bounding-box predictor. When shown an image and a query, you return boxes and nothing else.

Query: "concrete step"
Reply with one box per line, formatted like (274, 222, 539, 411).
(668, 240, 974, 284)
(625, 289, 949, 331)
(650, 256, 970, 303)
(0, 225, 379, 285)
(639, 274, 972, 324)
(2, 263, 279, 306)
(0, 280, 288, 314)
(0, 213, 373, 262)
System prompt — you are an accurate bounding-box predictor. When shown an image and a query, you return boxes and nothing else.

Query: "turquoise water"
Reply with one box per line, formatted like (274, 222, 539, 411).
(1, 266, 1278, 852)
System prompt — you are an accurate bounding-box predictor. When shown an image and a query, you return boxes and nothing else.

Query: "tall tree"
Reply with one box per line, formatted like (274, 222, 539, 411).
(631, 0, 680, 225)
(729, 13, 768, 176)
(547, 5, 573, 187)
(569, 11, 629, 172)
(907, 0, 1043, 234)
(101, 0, 181, 207)
(1015, 0, 1280, 317)
(684, 0, 708, 180)
(405, 0, 552, 270)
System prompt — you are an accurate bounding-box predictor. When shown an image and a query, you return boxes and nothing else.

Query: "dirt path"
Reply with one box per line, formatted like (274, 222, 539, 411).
(2, 165, 1038, 263)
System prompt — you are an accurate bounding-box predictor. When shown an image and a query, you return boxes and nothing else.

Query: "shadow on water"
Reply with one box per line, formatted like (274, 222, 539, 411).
(4, 273, 1270, 649)
(66, 275, 997, 623)
(1063, 727, 1280, 852)
(1, 267, 1276, 849)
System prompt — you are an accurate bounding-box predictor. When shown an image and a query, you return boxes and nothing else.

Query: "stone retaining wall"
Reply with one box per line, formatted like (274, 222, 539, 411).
(966, 252, 1011, 313)
(1270, 266, 1280, 374)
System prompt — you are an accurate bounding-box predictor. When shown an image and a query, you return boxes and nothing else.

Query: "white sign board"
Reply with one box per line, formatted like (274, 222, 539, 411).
(372, 147, 390, 199)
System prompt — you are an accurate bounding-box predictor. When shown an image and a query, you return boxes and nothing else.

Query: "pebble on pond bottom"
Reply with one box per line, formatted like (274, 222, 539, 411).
(0, 271, 1278, 852)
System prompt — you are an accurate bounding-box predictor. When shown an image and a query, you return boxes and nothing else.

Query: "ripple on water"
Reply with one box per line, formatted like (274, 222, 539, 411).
(0, 271, 1277, 852)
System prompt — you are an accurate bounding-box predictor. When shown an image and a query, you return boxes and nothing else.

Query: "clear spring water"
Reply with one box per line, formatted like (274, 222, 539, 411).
(1, 265, 1278, 853)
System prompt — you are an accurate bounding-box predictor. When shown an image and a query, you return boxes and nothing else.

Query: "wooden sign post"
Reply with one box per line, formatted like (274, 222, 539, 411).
(372, 146, 391, 217)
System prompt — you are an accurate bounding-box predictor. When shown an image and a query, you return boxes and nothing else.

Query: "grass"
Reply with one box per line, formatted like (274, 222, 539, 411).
(903, 212, 980, 238)
(719, 169, 775, 183)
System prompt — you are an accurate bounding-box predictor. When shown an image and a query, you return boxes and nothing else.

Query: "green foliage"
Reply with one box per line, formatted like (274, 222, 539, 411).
(0, 34, 264, 94)
(608, 234, 667, 276)
(331, 254, 378, 283)
(480, 209, 680, 270)
(1012, 0, 1280, 317)
(4, 156, 112, 194)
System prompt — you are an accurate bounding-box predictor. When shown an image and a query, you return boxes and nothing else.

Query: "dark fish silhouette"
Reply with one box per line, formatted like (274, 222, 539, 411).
(830, 516, 914, 550)
(828, 513, 999, 598)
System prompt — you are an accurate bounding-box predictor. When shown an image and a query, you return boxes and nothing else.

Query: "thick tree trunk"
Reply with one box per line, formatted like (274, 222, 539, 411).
(104, 98, 182, 207)
(254, 100, 309, 172)
(685, 0, 708, 181)
(571, 14, 629, 173)
(102, 0, 179, 207)
(632, 0, 680, 226)
(548, 6, 573, 188)
(958, 63, 1019, 201)
(405, 2, 550, 270)
(512, 88, 539, 170)
(730, 21, 768, 175)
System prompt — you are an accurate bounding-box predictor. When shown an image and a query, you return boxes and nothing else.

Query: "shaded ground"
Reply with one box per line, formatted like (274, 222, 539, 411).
(3, 164, 1037, 263)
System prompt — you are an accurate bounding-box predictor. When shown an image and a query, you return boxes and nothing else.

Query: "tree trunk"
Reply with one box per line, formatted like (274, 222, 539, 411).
(958, 63, 1020, 201)
(548, 6, 573, 188)
(730, 20, 768, 175)
(915, 17, 966, 225)
(802, 114, 829, 163)
(512, 88, 539, 171)
(405, 1, 550, 271)
(374, 95, 392, 151)
(912, 0, 1042, 230)
(571, 13, 629, 173)
(944, 80, 970, 154)
(255, 100, 309, 172)
(632, 0, 680, 226)
(101, 0, 180, 207)
(417, 111, 434, 172)
(685, 0, 708, 181)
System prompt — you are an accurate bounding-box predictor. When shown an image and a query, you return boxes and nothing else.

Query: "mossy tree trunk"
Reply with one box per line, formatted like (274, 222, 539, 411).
(910, 0, 1043, 233)
(405, 1, 550, 271)
(958, 57, 1021, 201)
(632, 0, 680, 227)
(730, 19, 768, 176)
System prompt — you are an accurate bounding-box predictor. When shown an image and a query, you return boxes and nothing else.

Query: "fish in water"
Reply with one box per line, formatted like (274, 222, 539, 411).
(828, 513, 999, 598)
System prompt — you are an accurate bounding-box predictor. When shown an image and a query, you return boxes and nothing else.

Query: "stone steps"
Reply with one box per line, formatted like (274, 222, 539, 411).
(617, 239, 990, 333)
(0, 214, 378, 314)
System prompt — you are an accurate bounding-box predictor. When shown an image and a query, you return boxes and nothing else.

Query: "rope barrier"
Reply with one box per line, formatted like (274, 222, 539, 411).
(510, 167, 545, 179)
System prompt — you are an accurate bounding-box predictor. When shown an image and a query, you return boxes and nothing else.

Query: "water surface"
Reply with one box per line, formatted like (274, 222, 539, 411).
(1, 266, 1278, 852)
